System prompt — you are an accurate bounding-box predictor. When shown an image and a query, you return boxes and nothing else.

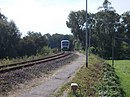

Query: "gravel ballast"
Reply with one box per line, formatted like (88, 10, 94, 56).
(0, 53, 79, 97)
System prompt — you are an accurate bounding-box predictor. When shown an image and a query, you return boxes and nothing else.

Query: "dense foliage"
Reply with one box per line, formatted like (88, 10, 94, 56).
(1, 0, 130, 59)
(66, 0, 130, 59)
(0, 13, 21, 58)
(0, 12, 73, 59)
(97, 63, 125, 97)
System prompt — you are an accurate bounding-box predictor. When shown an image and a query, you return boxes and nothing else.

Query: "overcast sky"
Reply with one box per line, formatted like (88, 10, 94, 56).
(0, 0, 130, 36)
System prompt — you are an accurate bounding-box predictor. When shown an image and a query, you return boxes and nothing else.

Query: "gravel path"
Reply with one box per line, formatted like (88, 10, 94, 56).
(14, 52, 85, 97)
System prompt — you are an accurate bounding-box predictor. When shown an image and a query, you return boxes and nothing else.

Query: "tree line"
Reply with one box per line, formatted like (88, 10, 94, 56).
(1, 0, 130, 60)
(0, 11, 73, 59)
(66, 0, 130, 59)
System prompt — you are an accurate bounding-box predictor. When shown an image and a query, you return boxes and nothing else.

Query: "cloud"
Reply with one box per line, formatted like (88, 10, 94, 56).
(1, 0, 86, 36)
(1, 0, 130, 36)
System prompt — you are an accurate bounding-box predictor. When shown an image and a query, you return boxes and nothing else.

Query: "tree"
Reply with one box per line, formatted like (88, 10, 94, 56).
(114, 11, 130, 59)
(93, 11, 120, 58)
(98, 0, 114, 12)
(66, 10, 92, 49)
(66, 0, 130, 59)
(0, 11, 7, 21)
(7, 20, 21, 57)
(0, 12, 21, 58)
(43, 33, 51, 47)
(90, 0, 120, 59)
(121, 11, 130, 38)
(46, 33, 74, 51)
(18, 31, 48, 56)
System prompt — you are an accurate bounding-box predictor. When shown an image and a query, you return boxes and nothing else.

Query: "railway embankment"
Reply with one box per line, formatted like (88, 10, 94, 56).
(0, 52, 78, 97)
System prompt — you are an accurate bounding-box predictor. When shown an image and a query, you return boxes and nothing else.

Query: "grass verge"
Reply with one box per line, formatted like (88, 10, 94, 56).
(54, 54, 124, 97)
(53, 54, 104, 97)
(106, 60, 130, 97)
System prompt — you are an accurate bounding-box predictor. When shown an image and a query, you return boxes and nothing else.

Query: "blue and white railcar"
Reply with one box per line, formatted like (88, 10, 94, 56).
(61, 40, 70, 51)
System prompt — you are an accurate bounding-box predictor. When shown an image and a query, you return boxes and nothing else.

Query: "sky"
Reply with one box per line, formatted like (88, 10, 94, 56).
(0, 0, 130, 37)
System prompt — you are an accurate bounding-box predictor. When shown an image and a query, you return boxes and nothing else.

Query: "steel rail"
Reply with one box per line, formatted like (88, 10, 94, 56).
(0, 52, 64, 69)
(0, 52, 72, 73)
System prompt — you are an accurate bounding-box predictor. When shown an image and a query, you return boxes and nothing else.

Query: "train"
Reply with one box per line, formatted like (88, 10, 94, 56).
(61, 40, 70, 51)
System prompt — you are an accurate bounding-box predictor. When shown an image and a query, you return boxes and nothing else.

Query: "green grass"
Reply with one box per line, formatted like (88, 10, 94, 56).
(106, 60, 130, 97)
(53, 54, 104, 97)
(54, 54, 125, 97)
(0, 53, 54, 66)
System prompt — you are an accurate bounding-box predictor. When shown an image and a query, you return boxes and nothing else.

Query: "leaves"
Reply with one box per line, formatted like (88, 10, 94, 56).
(97, 63, 125, 97)
(98, 0, 115, 12)
(0, 15, 21, 58)
(66, 0, 130, 59)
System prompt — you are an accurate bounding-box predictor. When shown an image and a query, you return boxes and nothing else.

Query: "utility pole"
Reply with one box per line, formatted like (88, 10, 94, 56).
(113, 37, 130, 66)
(89, 26, 91, 56)
(86, 0, 88, 67)
(112, 36, 114, 66)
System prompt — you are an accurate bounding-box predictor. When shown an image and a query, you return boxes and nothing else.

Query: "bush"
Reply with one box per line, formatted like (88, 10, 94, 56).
(39, 46, 52, 55)
(97, 63, 125, 97)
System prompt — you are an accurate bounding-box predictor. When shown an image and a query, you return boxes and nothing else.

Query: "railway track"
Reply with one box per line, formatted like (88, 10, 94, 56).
(0, 52, 72, 73)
